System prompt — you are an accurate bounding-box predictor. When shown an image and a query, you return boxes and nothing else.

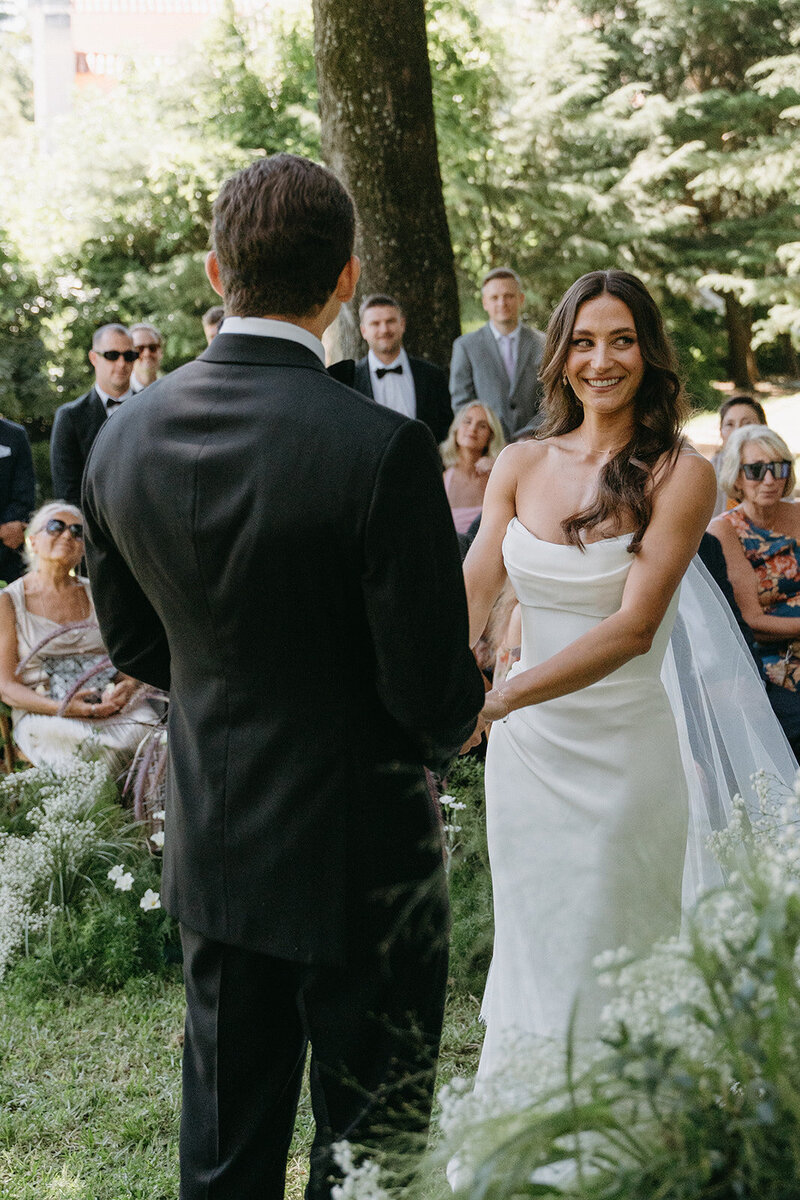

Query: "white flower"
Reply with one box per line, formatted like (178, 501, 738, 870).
(152, 810, 166, 823)
(107, 864, 124, 882)
(114, 872, 134, 892)
(139, 888, 161, 910)
(149, 830, 165, 849)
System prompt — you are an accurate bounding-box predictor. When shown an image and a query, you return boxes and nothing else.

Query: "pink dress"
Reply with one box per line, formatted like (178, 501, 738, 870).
(443, 467, 484, 534)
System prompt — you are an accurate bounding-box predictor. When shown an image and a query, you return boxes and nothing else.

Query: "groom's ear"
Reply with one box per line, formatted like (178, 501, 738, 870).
(205, 251, 224, 298)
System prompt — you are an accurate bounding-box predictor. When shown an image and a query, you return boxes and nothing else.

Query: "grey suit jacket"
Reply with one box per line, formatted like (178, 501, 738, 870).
(449, 322, 546, 438)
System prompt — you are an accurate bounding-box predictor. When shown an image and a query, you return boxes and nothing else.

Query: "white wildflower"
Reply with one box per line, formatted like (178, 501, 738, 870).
(139, 888, 161, 910)
(330, 1143, 389, 1200)
(149, 830, 165, 850)
(114, 872, 134, 892)
(107, 864, 124, 882)
(152, 810, 166, 823)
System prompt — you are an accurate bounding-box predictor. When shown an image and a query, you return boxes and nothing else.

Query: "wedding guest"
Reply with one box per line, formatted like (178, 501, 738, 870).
(0, 417, 35, 584)
(0, 502, 154, 769)
(440, 402, 505, 533)
(450, 267, 546, 438)
(130, 322, 164, 391)
(50, 324, 138, 506)
(709, 424, 800, 755)
(710, 394, 767, 515)
(202, 305, 224, 343)
(353, 293, 453, 442)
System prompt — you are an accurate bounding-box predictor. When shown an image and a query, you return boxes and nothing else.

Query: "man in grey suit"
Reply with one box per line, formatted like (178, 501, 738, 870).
(449, 267, 546, 439)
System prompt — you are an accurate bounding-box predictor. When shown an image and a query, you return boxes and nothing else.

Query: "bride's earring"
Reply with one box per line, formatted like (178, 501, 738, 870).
(562, 373, 570, 390)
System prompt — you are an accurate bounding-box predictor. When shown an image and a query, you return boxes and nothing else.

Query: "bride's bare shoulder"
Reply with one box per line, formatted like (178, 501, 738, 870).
(654, 439, 716, 506)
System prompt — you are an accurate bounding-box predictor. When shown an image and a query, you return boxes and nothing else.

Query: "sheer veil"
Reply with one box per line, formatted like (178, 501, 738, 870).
(665, 555, 798, 909)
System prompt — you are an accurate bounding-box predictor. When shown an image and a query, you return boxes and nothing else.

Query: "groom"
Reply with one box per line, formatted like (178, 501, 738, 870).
(81, 154, 485, 1198)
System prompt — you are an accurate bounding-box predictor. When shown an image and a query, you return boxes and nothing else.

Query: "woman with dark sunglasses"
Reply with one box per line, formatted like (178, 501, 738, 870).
(0, 501, 158, 769)
(710, 425, 800, 754)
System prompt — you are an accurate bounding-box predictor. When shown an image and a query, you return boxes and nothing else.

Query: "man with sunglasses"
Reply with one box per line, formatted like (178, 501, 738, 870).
(130, 323, 164, 392)
(50, 323, 139, 505)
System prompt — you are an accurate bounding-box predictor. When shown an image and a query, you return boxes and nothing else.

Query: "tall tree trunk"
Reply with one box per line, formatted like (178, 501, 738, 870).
(723, 293, 759, 389)
(313, 0, 460, 367)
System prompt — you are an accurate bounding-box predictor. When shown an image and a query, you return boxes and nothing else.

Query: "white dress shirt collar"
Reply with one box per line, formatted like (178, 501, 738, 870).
(95, 383, 132, 414)
(221, 316, 326, 364)
(489, 322, 520, 343)
(367, 347, 415, 420)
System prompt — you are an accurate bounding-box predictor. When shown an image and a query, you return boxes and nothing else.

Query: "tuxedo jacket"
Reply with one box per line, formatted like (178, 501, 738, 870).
(353, 355, 453, 444)
(82, 333, 485, 965)
(449, 322, 546, 439)
(0, 418, 35, 583)
(50, 386, 107, 506)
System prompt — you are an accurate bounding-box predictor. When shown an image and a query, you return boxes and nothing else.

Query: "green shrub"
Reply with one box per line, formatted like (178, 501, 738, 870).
(442, 757, 493, 1000)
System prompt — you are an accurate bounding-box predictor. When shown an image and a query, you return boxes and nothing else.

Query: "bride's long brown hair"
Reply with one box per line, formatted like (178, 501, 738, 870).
(536, 270, 689, 553)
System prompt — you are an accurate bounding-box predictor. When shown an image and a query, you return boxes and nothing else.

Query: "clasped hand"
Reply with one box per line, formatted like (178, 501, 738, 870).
(459, 688, 510, 753)
(67, 680, 135, 720)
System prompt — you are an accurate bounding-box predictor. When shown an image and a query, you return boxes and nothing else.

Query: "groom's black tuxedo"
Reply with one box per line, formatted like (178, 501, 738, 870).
(82, 330, 484, 1196)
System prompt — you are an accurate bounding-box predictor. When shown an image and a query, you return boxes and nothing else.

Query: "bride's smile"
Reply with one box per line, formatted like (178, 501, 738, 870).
(565, 292, 645, 415)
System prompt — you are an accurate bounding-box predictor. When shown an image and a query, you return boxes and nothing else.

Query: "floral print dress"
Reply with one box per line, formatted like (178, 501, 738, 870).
(722, 506, 800, 690)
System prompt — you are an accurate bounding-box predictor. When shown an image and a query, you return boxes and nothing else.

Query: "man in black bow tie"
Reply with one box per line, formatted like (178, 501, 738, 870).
(50, 323, 139, 505)
(353, 293, 453, 443)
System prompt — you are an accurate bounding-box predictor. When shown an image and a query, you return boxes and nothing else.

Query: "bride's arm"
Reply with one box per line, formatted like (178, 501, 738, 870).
(463, 445, 523, 646)
(483, 451, 717, 721)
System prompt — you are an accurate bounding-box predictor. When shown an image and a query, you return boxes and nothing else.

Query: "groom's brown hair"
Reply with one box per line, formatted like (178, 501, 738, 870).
(212, 154, 356, 319)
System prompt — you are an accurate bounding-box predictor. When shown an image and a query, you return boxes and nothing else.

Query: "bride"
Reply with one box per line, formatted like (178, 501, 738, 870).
(464, 269, 722, 1070)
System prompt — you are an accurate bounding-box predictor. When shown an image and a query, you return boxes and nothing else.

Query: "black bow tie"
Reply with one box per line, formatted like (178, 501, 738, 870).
(375, 365, 403, 379)
(106, 399, 124, 409)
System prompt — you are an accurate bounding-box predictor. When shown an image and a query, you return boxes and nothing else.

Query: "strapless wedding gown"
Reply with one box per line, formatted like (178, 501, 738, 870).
(480, 517, 688, 1070)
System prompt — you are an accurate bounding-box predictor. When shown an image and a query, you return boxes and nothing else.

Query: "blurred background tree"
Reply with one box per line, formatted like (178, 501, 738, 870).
(0, 0, 798, 445)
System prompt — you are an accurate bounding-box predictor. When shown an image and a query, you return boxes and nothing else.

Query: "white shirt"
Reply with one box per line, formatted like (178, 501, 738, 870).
(367, 347, 416, 419)
(95, 384, 132, 415)
(221, 316, 326, 364)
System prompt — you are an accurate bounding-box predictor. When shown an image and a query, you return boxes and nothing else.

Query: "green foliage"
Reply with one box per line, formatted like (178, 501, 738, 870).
(0, 762, 177, 990)
(11, 855, 179, 996)
(443, 756, 493, 999)
(0, 230, 50, 423)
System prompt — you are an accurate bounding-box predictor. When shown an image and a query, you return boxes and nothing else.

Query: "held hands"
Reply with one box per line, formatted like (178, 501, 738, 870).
(459, 687, 512, 754)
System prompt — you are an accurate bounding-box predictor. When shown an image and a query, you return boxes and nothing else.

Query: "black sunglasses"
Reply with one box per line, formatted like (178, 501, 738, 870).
(741, 459, 792, 482)
(95, 349, 140, 362)
(44, 518, 84, 540)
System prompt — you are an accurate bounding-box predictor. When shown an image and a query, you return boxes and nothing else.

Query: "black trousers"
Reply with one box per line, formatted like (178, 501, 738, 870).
(178, 908, 449, 1199)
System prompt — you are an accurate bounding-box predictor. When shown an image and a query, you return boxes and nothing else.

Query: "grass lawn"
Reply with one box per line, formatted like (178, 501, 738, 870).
(0, 967, 484, 1198)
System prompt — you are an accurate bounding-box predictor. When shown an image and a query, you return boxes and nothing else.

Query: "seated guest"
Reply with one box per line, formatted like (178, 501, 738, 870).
(709, 425, 800, 755)
(711, 395, 767, 515)
(0, 503, 157, 770)
(440, 402, 505, 533)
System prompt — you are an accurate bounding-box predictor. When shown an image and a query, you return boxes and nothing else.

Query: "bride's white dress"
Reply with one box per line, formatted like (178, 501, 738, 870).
(480, 517, 690, 1068)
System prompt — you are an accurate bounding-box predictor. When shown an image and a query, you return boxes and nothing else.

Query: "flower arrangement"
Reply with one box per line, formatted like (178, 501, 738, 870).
(0, 761, 177, 990)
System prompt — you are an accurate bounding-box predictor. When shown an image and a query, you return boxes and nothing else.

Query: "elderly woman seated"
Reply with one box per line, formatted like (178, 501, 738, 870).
(708, 424, 800, 756)
(0, 502, 157, 770)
